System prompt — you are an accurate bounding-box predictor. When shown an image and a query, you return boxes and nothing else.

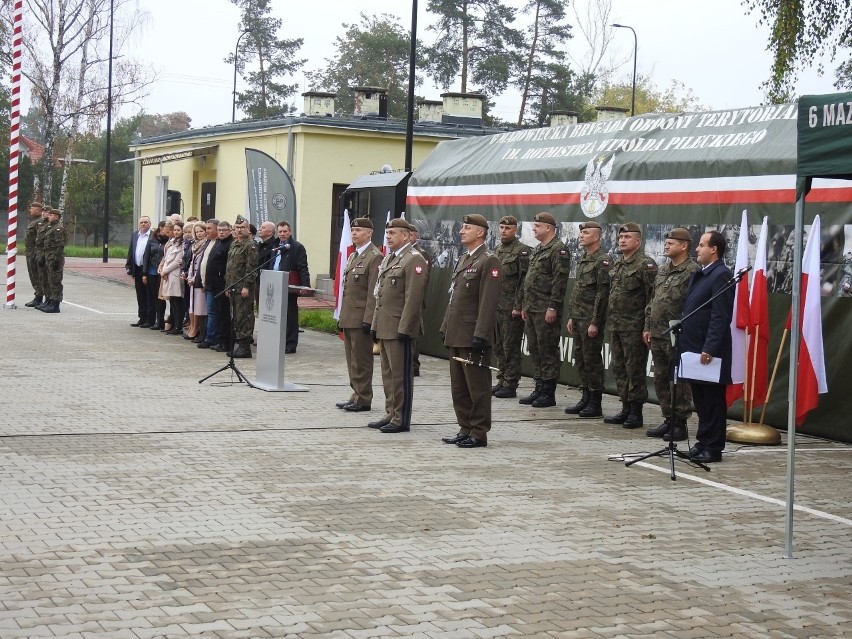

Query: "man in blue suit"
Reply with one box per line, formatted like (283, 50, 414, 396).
(679, 230, 734, 463)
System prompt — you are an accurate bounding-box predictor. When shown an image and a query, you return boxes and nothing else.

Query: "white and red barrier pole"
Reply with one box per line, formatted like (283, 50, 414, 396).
(4, 0, 22, 308)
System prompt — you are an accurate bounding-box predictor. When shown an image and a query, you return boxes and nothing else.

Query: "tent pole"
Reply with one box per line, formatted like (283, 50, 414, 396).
(785, 193, 805, 559)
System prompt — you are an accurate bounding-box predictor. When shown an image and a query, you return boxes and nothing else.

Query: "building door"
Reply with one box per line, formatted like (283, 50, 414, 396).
(200, 183, 216, 221)
(329, 183, 349, 275)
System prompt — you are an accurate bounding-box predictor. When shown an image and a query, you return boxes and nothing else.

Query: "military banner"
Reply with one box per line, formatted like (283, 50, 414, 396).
(407, 101, 852, 442)
(245, 148, 297, 235)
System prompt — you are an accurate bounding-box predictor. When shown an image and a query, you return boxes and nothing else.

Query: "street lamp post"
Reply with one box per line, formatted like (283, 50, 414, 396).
(612, 23, 637, 117)
(232, 29, 252, 123)
(404, 0, 418, 172)
(102, 0, 114, 262)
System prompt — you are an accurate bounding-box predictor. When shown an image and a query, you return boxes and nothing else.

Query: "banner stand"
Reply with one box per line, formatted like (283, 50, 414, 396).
(253, 270, 308, 392)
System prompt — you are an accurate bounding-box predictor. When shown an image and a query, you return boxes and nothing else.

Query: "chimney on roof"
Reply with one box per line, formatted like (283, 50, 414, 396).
(418, 99, 443, 123)
(302, 91, 336, 117)
(549, 110, 578, 127)
(595, 106, 630, 122)
(441, 92, 484, 127)
(353, 86, 388, 118)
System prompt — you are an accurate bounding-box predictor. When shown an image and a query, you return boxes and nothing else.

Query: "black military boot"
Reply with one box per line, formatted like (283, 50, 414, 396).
(564, 387, 589, 414)
(662, 416, 688, 441)
(604, 401, 630, 424)
(36, 299, 52, 312)
(493, 385, 517, 398)
(24, 295, 43, 308)
(231, 342, 252, 358)
(622, 401, 644, 429)
(532, 379, 557, 408)
(518, 378, 543, 405)
(491, 381, 504, 395)
(645, 417, 671, 438)
(42, 300, 60, 314)
(578, 390, 603, 418)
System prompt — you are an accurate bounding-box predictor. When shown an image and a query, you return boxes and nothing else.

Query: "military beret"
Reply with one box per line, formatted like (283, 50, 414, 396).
(579, 221, 601, 230)
(386, 217, 411, 230)
(234, 214, 248, 225)
(407, 222, 420, 233)
(462, 214, 489, 229)
(534, 211, 557, 226)
(351, 217, 373, 229)
(498, 215, 518, 226)
(666, 227, 692, 242)
(50, 208, 62, 217)
(41, 203, 51, 210)
(618, 222, 641, 234)
(30, 201, 43, 208)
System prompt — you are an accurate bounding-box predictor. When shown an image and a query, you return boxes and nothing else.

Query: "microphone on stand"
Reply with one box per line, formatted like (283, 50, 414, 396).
(729, 264, 753, 284)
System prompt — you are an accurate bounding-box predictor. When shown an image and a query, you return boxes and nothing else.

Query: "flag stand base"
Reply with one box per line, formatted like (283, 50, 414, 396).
(726, 423, 781, 445)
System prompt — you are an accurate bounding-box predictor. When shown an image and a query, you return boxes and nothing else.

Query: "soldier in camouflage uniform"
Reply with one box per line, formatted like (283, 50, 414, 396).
(38, 208, 67, 314)
(492, 215, 530, 398)
(34, 203, 52, 306)
(518, 211, 571, 408)
(224, 215, 259, 358)
(604, 222, 657, 429)
(24, 201, 48, 307)
(564, 220, 611, 418)
(643, 227, 700, 441)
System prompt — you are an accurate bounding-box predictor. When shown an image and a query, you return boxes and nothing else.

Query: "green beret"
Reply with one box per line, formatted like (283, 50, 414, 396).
(619, 222, 641, 234)
(386, 218, 411, 230)
(498, 215, 518, 226)
(234, 214, 247, 225)
(50, 208, 62, 217)
(462, 214, 489, 229)
(408, 223, 419, 233)
(579, 221, 601, 230)
(351, 217, 373, 229)
(30, 201, 43, 208)
(666, 227, 692, 242)
(534, 211, 557, 226)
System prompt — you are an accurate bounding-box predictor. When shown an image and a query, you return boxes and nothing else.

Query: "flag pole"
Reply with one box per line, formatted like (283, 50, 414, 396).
(743, 326, 751, 425)
(758, 328, 788, 427)
(748, 324, 760, 424)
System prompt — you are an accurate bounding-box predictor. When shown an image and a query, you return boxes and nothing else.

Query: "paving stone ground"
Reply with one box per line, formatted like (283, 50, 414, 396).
(1, 260, 850, 639)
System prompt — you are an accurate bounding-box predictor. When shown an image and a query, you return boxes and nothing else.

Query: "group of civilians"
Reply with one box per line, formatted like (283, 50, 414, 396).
(125, 214, 310, 355)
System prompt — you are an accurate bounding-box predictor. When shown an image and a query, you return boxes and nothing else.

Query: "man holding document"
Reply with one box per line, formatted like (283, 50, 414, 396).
(678, 230, 734, 463)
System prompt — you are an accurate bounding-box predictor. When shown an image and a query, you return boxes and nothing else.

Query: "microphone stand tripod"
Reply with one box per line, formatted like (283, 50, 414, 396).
(625, 266, 747, 479)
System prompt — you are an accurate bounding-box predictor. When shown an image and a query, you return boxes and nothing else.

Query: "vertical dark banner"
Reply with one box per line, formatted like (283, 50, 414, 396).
(245, 148, 297, 236)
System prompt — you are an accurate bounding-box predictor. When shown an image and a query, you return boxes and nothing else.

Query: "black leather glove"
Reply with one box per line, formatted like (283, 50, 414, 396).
(361, 323, 371, 335)
(397, 332, 410, 342)
(471, 337, 487, 353)
(370, 330, 377, 343)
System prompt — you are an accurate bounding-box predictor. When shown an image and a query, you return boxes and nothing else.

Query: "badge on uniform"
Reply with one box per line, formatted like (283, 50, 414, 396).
(646, 261, 657, 269)
(491, 268, 499, 278)
(415, 265, 423, 274)
(354, 274, 360, 281)
(391, 277, 397, 286)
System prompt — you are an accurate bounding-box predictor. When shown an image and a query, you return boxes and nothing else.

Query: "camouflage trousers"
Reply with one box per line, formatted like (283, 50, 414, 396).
(650, 336, 693, 419)
(525, 311, 562, 380)
(232, 292, 255, 342)
(610, 330, 649, 402)
(571, 320, 605, 391)
(26, 253, 44, 296)
(494, 311, 524, 388)
(45, 257, 64, 301)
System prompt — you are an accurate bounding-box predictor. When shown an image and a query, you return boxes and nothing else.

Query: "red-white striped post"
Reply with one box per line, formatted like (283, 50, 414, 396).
(5, 1, 23, 308)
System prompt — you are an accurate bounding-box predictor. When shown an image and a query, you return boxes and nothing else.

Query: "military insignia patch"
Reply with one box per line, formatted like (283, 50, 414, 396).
(603, 260, 610, 266)
(491, 268, 499, 278)
(415, 265, 423, 274)
(646, 262, 657, 269)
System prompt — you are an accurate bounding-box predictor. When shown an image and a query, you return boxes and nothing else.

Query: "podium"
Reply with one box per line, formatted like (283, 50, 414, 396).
(252, 270, 309, 392)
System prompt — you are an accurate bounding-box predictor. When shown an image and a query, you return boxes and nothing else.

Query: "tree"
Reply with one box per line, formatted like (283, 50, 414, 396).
(226, 0, 306, 120)
(743, 0, 852, 102)
(524, 65, 596, 127)
(567, 0, 620, 80)
(308, 13, 417, 120)
(137, 112, 192, 138)
(591, 73, 706, 116)
(423, 0, 525, 96)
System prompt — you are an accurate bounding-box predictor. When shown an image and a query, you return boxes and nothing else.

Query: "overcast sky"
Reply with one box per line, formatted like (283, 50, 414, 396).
(112, 0, 837, 127)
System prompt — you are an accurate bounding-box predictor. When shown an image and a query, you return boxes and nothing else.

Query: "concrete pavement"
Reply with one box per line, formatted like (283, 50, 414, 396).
(1, 262, 851, 639)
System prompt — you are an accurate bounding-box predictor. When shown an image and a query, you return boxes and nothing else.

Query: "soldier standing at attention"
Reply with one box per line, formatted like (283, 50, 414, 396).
(564, 221, 611, 418)
(34, 203, 52, 307)
(440, 214, 501, 448)
(24, 201, 47, 308)
(408, 222, 432, 377)
(224, 215, 258, 358)
(604, 222, 657, 428)
(643, 228, 700, 441)
(369, 218, 428, 433)
(492, 215, 530, 399)
(518, 211, 571, 408)
(39, 208, 67, 314)
(335, 217, 383, 412)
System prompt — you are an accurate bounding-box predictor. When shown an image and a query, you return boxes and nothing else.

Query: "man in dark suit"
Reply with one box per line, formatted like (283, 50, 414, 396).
(265, 220, 310, 354)
(679, 230, 734, 463)
(440, 214, 501, 448)
(201, 221, 233, 351)
(125, 216, 153, 327)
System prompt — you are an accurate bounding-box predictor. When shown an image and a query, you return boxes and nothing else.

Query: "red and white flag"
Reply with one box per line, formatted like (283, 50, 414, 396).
(748, 217, 770, 409)
(382, 211, 391, 255)
(333, 209, 354, 322)
(786, 215, 828, 426)
(726, 209, 751, 407)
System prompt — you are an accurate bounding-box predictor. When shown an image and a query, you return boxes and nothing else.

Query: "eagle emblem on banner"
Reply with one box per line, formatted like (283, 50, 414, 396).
(265, 282, 275, 312)
(580, 154, 615, 218)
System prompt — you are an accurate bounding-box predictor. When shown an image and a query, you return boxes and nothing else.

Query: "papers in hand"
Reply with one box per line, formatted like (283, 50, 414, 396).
(679, 351, 722, 383)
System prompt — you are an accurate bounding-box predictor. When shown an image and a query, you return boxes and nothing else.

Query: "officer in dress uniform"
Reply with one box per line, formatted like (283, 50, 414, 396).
(369, 218, 428, 433)
(440, 214, 502, 448)
(39, 208, 66, 314)
(408, 222, 432, 377)
(224, 215, 258, 358)
(335, 217, 383, 412)
(24, 201, 47, 308)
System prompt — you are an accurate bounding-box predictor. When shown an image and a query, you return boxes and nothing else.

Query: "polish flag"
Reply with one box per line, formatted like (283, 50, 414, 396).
(748, 218, 770, 408)
(333, 209, 354, 322)
(786, 215, 828, 426)
(726, 210, 751, 407)
(382, 211, 391, 255)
